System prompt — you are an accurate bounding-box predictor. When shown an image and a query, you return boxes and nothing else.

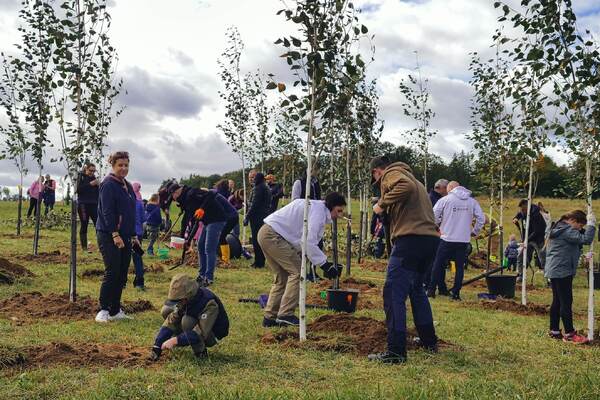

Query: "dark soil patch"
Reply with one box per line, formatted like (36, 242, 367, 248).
(358, 260, 387, 272)
(15, 250, 69, 264)
(0, 258, 35, 284)
(0, 233, 37, 239)
(261, 314, 456, 356)
(469, 298, 548, 316)
(468, 251, 500, 270)
(0, 342, 162, 371)
(0, 292, 154, 322)
(307, 277, 383, 310)
(144, 264, 165, 273)
(81, 269, 104, 278)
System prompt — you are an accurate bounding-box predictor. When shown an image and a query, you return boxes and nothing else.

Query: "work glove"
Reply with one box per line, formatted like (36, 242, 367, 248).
(587, 213, 596, 227)
(320, 261, 342, 279)
(149, 345, 162, 361)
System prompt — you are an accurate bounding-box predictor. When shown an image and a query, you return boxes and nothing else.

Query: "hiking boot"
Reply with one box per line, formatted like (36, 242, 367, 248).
(262, 317, 280, 328)
(108, 309, 133, 321)
(367, 351, 407, 364)
(548, 330, 563, 340)
(426, 289, 436, 298)
(95, 310, 110, 323)
(276, 315, 300, 326)
(563, 331, 589, 344)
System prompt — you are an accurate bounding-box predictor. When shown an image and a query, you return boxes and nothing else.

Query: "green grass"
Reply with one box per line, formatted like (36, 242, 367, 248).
(1, 199, 600, 399)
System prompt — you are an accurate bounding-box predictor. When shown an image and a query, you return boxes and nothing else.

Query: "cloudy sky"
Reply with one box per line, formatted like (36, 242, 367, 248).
(0, 0, 599, 197)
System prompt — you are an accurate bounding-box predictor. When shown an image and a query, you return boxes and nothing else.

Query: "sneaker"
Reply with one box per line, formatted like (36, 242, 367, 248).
(262, 317, 280, 328)
(548, 330, 563, 340)
(95, 310, 110, 323)
(413, 337, 438, 353)
(563, 331, 589, 344)
(367, 351, 407, 364)
(276, 315, 300, 326)
(108, 309, 133, 321)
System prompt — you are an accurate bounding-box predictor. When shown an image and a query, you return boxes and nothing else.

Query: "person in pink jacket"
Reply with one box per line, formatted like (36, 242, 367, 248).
(27, 176, 44, 218)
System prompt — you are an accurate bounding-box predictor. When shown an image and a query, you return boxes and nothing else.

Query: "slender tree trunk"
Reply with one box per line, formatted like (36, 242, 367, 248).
(586, 157, 594, 341)
(241, 152, 247, 245)
(345, 127, 352, 276)
(332, 218, 339, 290)
(521, 158, 534, 306)
(487, 173, 494, 271)
(330, 134, 335, 190)
(17, 173, 23, 236)
(499, 167, 505, 271)
(69, 176, 78, 302)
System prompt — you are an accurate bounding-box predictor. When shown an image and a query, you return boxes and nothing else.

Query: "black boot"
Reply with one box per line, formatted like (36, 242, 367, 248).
(415, 323, 438, 353)
(80, 232, 88, 251)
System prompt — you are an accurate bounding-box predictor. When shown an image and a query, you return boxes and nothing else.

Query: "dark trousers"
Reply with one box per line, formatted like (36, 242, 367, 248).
(549, 275, 574, 333)
(507, 258, 518, 271)
(98, 231, 132, 316)
(43, 193, 55, 215)
(78, 203, 98, 249)
(27, 198, 39, 217)
(424, 237, 447, 291)
(250, 219, 266, 267)
(131, 235, 144, 288)
(431, 240, 468, 296)
(219, 216, 238, 245)
(384, 236, 439, 356)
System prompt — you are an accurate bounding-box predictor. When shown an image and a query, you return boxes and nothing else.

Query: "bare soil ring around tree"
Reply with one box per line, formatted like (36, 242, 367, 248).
(0, 258, 35, 284)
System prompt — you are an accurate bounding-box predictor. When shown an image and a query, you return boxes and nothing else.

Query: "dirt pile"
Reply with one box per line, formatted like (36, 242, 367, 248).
(0, 342, 161, 371)
(468, 251, 500, 269)
(470, 298, 548, 316)
(0, 258, 35, 284)
(357, 260, 387, 272)
(0, 292, 154, 322)
(15, 250, 70, 264)
(262, 314, 456, 356)
(306, 278, 383, 310)
(81, 269, 104, 278)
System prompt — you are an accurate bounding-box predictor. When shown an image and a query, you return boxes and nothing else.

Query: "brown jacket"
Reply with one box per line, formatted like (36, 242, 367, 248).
(377, 162, 439, 241)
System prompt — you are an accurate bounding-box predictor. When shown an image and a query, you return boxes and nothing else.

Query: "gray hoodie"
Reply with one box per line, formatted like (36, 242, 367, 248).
(544, 221, 595, 279)
(433, 186, 485, 243)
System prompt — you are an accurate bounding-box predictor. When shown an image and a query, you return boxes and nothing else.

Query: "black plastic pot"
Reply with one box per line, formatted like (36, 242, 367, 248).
(327, 289, 359, 313)
(486, 275, 517, 299)
(594, 272, 600, 290)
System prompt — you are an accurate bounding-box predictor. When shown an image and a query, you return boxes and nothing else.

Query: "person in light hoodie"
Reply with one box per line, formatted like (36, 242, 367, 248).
(428, 181, 485, 300)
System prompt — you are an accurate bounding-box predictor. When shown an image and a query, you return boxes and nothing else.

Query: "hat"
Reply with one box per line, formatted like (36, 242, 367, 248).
(168, 274, 199, 301)
(369, 156, 390, 171)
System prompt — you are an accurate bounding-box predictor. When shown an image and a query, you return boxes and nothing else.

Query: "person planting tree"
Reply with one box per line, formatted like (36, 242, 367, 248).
(149, 273, 229, 361)
(428, 181, 485, 301)
(513, 199, 547, 280)
(77, 163, 100, 252)
(258, 192, 346, 327)
(545, 210, 595, 343)
(368, 156, 440, 364)
(244, 172, 272, 269)
(95, 151, 138, 323)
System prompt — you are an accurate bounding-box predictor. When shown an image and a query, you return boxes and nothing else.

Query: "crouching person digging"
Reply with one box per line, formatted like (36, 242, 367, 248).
(149, 274, 229, 361)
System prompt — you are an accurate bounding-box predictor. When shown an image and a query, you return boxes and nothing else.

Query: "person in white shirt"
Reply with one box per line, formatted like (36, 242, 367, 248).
(258, 192, 346, 327)
(428, 181, 485, 300)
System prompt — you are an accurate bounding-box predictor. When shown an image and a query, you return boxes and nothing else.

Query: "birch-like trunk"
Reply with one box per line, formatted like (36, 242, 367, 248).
(521, 157, 534, 306)
(585, 157, 594, 341)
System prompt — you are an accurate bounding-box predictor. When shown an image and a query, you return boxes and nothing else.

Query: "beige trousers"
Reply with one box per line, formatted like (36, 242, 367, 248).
(258, 224, 302, 319)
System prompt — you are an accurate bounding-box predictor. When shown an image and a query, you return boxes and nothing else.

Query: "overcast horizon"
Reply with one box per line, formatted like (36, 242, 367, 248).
(0, 0, 599, 198)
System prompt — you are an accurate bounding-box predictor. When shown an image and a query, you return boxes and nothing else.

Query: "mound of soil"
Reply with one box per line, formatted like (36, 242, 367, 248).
(81, 269, 104, 278)
(0, 342, 161, 371)
(15, 250, 69, 264)
(144, 264, 165, 273)
(358, 260, 387, 272)
(0, 258, 35, 284)
(0, 292, 155, 322)
(262, 314, 456, 356)
(468, 251, 500, 270)
(306, 277, 383, 310)
(470, 298, 548, 316)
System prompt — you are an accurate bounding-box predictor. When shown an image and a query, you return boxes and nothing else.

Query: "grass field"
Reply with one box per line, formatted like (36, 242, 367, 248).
(1, 197, 600, 399)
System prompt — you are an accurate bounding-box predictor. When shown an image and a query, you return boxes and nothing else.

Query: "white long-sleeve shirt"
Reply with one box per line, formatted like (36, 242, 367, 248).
(433, 186, 485, 243)
(264, 199, 331, 266)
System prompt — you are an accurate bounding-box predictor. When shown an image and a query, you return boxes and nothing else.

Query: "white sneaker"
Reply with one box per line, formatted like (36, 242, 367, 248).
(108, 309, 133, 321)
(95, 310, 110, 323)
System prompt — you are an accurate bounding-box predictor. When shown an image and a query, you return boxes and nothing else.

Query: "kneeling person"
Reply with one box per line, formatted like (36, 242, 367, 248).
(259, 192, 346, 327)
(150, 274, 229, 360)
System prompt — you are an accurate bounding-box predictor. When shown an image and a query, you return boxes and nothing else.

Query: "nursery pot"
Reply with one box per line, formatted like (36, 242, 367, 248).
(326, 289, 359, 313)
(486, 275, 517, 299)
(157, 248, 169, 260)
(593, 272, 600, 290)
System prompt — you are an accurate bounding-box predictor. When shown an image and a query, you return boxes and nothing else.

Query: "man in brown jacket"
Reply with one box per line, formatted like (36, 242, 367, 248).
(367, 156, 441, 364)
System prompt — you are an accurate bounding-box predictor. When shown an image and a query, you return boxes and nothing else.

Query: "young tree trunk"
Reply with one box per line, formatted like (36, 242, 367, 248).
(345, 129, 352, 276)
(330, 134, 335, 190)
(17, 174, 23, 236)
(487, 173, 494, 271)
(69, 180, 78, 302)
(241, 149, 247, 245)
(33, 170, 42, 256)
(521, 157, 534, 306)
(332, 218, 339, 290)
(585, 157, 594, 341)
(499, 167, 505, 270)
(299, 68, 318, 342)
(357, 187, 364, 264)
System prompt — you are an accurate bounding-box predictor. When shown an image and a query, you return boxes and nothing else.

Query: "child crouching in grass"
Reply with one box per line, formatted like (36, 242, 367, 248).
(544, 210, 596, 343)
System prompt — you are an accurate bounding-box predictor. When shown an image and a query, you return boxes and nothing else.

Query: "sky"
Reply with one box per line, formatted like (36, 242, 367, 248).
(0, 0, 598, 198)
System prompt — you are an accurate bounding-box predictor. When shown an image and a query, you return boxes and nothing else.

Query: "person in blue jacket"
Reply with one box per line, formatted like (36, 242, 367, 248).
(95, 151, 138, 323)
(145, 193, 162, 256)
(131, 182, 146, 290)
